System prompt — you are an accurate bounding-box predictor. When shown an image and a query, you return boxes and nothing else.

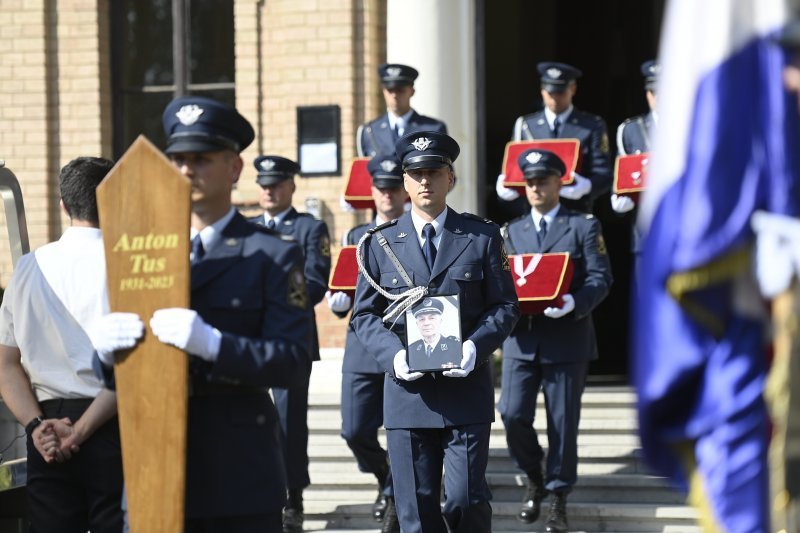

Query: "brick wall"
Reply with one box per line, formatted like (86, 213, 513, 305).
(0, 0, 386, 349)
(0, 0, 110, 286)
(235, 0, 386, 348)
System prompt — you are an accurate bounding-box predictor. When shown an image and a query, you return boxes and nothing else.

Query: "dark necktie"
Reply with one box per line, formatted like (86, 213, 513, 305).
(266, 218, 276, 230)
(552, 117, 560, 137)
(422, 223, 437, 271)
(191, 235, 205, 265)
(538, 218, 548, 247)
(392, 122, 401, 140)
(426, 345, 433, 358)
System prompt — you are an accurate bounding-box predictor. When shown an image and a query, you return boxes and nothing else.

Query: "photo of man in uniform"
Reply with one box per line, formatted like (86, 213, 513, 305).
(407, 297, 460, 372)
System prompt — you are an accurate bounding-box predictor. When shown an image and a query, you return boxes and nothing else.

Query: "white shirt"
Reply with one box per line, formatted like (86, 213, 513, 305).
(410, 207, 448, 251)
(260, 206, 292, 231)
(388, 109, 415, 137)
(531, 204, 561, 233)
(190, 207, 237, 256)
(544, 105, 574, 132)
(422, 334, 442, 352)
(0, 227, 107, 400)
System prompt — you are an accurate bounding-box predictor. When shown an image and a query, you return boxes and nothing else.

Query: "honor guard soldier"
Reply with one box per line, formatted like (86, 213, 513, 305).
(250, 154, 331, 533)
(497, 62, 612, 215)
(498, 149, 612, 533)
(93, 96, 312, 533)
(326, 153, 408, 531)
(351, 131, 520, 532)
(611, 60, 660, 255)
(357, 63, 447, 158)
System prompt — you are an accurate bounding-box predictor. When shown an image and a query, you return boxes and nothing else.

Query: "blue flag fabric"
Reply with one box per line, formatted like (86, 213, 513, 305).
(634, 1, 800, 531)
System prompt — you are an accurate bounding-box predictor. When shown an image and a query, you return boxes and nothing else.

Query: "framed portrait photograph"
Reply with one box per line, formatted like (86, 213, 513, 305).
(405, 295, 462, 373)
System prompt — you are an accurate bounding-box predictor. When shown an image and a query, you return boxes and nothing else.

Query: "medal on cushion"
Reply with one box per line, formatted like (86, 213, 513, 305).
(513, 254, 543, 286)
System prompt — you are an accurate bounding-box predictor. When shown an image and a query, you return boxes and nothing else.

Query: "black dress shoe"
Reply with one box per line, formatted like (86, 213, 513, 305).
(372, 492, 388, 522)
(381, 496, 400, 533)
(517, 470, 546, 523)
(544, 492, 568, 533)
(282, 507, 304, 533)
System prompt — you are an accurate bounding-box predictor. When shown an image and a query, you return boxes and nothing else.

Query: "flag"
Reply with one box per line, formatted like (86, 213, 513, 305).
(634, 0, 800, 531)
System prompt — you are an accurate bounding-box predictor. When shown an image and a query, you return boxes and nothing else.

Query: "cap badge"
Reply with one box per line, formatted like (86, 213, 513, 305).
(650, 64, 661, 75)
(546, 67, 562, 79)
(423, 299, 433, 306)
(380, 160, 398, 172)
(176, 104, 204, 126)
(412, 137, 432, 151)
(260, 159, 277, 171)
(526, 152, 544, 164)
(386, 66, 402, 77)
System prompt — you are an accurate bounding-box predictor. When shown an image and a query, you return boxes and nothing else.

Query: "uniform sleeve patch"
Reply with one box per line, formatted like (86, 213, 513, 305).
(597, 234, 608, 255)
(501, 241, 511, 271)
(287, 265, 308, 309)
(600, 133, 610, 153)
(319, 234, 331, 257)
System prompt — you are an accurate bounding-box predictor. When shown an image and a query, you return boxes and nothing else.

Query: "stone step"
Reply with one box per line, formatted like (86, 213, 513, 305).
(303, 369, 694, 532)
(309, 387, 638, 409)
(308, 431, 642, 448)
(309, 460, 650, 477)
(303, 520, 702, 533)
(300, 501, 698, 532)
(303, 473, 685, 504)
(306, 412, 640, 434)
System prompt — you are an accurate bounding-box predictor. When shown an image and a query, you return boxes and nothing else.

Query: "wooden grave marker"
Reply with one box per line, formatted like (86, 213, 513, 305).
(97, 135, 190, 533)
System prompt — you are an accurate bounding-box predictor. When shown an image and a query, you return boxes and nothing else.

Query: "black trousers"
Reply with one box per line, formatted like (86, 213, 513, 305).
(27, 398, 124, 533)
(185, 512, 282, 532)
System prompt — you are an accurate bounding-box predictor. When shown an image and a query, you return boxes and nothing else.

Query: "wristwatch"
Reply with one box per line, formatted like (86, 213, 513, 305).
(25, 415, 44, 436)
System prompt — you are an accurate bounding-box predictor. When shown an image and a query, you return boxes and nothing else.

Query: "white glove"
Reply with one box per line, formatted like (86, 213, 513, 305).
(88, 312, 145, 366)
(495, 174, 521, 201)
(339, 194, 355, 213)
(149, 308, 222, 362)
(443, 340, 477, 378)
(543, 294, 575, 319)
(610, 194, 635, 213)
(393, 349, 423, 381)
(559, 172, 592, 200)
(326, 290, 352, 313)
(752, 211, 800, 298)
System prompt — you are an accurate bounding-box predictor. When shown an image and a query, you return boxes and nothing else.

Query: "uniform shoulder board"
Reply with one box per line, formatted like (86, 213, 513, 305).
(296, 212, 315, 219)
(366, 218, 398, 234)
(461, 212, 495, 225)
(447, 336, 459, 341)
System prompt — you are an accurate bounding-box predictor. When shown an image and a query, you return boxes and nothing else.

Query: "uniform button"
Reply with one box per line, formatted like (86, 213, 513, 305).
(392, 278, 398, 285)
(465, 272, 472, 279)
(231, 298, 241, 307)
(256, 414, 266, 425)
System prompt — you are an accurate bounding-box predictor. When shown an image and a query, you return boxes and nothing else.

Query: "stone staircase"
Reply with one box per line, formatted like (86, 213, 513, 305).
(302, 350, 700, 533)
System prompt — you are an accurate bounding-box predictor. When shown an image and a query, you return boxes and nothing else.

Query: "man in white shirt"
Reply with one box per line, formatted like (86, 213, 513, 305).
(0, 156, 138, 532)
